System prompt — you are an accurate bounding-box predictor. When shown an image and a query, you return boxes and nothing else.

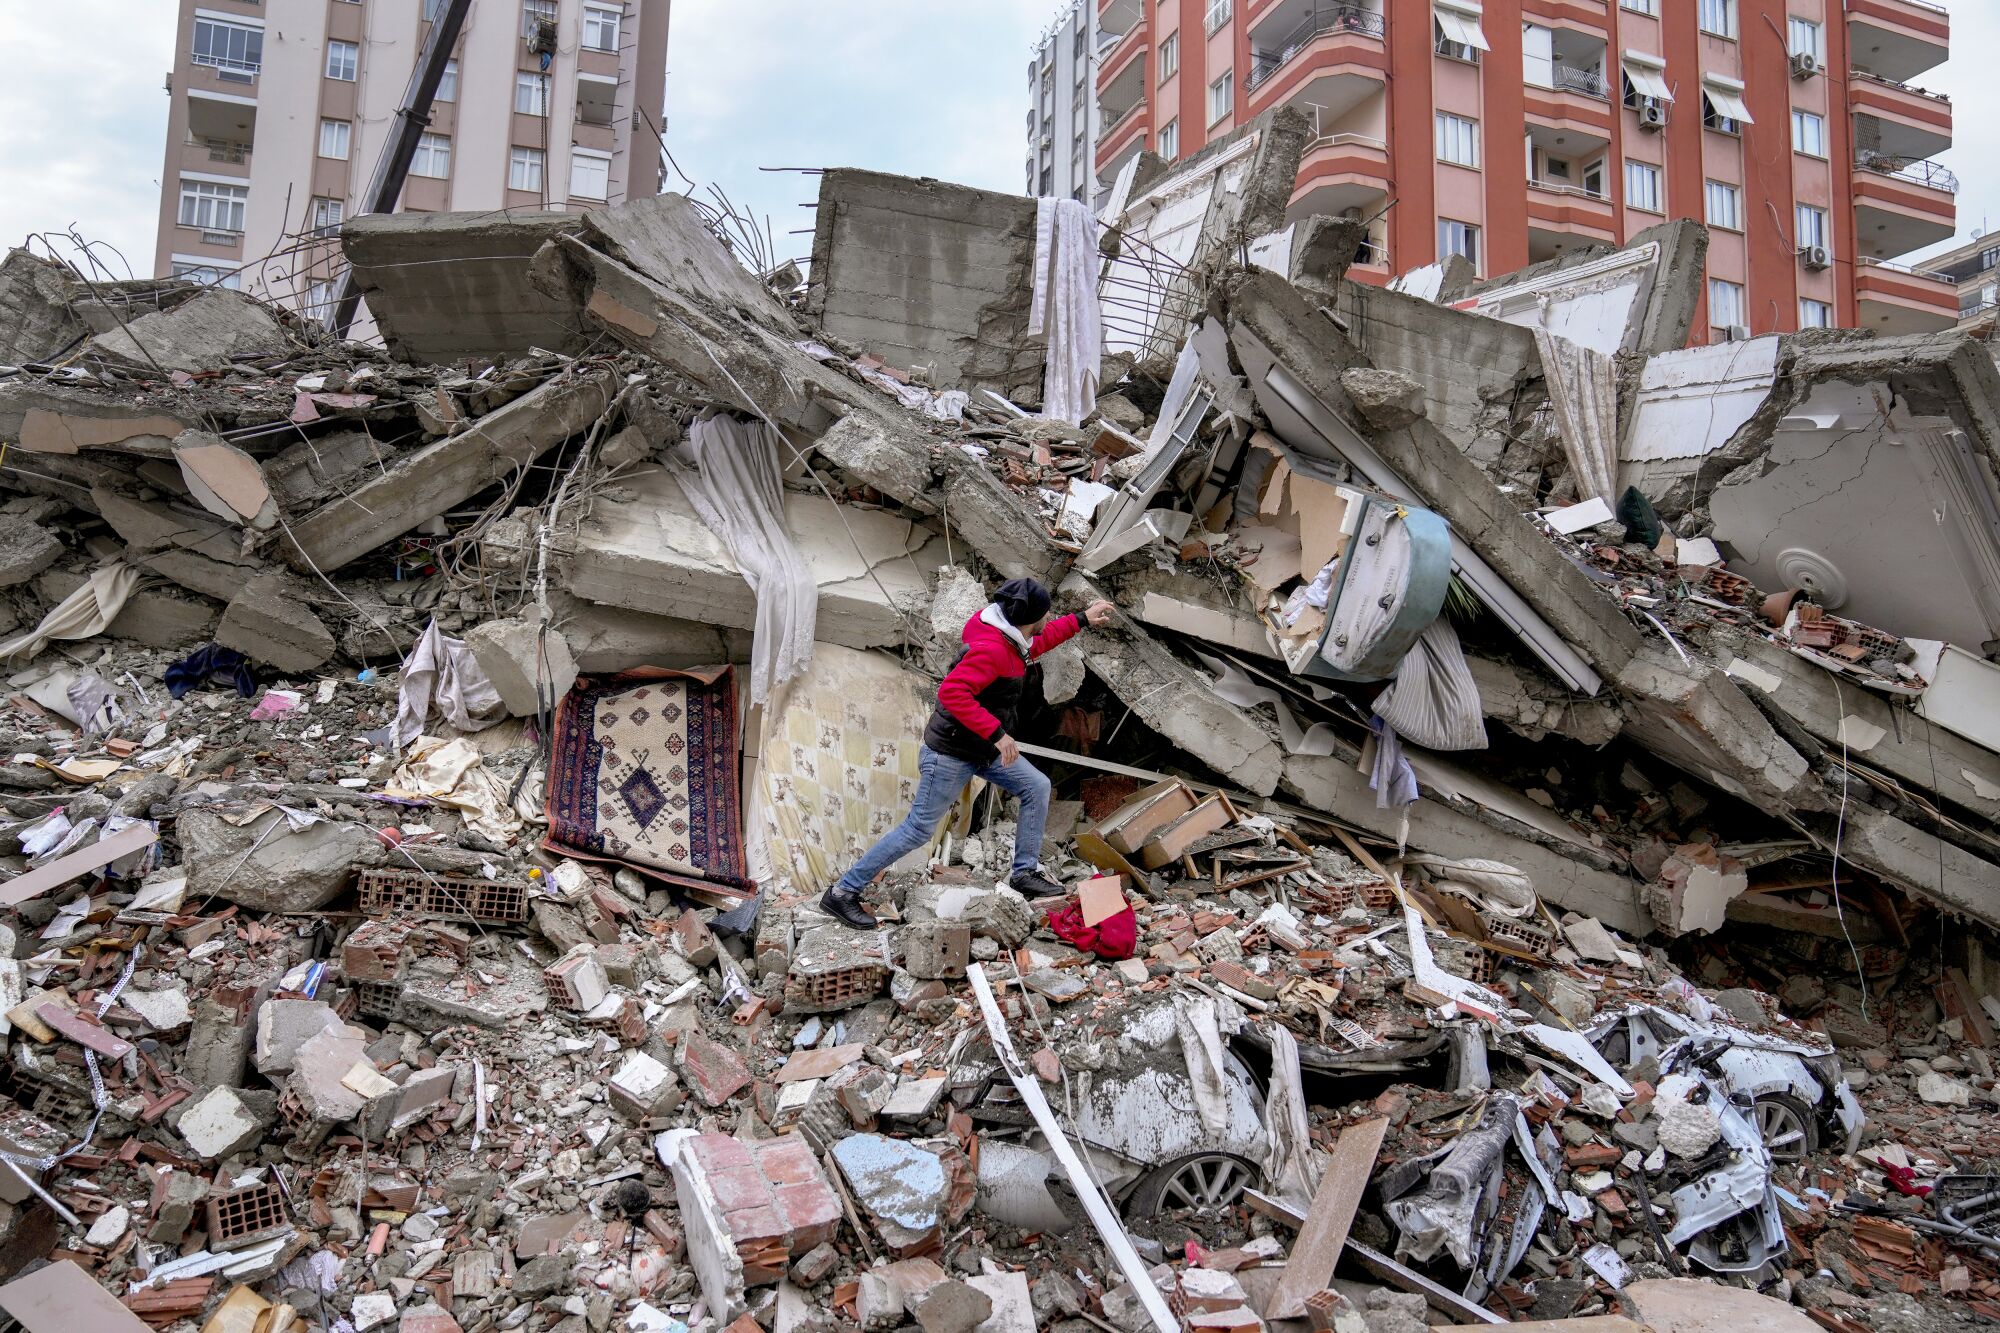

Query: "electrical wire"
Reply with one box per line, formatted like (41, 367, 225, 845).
(1828, 676, 1869, 1022)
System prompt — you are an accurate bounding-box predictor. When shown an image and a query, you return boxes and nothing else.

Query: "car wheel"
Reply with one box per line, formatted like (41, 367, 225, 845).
(1125, 1152, 1261, 1220)
(1753, 1092, 1818, 1165)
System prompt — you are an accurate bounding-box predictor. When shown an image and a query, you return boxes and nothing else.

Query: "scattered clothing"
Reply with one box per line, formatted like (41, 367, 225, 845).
(392, 618, 505, 751)
(165, 645, 256, 700)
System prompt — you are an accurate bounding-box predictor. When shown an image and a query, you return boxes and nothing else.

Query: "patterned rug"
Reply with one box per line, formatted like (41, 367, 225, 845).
(544, 666, 755, 899)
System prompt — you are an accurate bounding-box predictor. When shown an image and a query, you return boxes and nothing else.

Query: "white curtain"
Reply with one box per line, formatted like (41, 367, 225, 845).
(666, 415, 817, 706)
(1030, 197, 1104, 426)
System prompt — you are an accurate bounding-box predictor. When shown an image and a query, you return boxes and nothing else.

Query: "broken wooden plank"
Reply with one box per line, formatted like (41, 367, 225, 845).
(1267, 1117, 1389, 1319)
(968, 964, 1175, 1333)
(0, 822, 158, 908)
(0, 1258, 157, 1333)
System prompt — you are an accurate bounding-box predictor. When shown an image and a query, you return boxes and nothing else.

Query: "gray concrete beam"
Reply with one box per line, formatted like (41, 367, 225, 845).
(1614, 645, 1826, 814)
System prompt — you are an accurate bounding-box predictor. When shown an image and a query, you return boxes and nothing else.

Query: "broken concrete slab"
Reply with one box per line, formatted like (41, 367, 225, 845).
(177, 1085, 263, 1160)
(563, 470, 944, 652)
(0, 522, 62, 588)
(284, 365, 615, 573)
(0, 249, 93, 367)
(544, 592, 752, 674)
(806, 169, 1042, 401)
(179, 806, 493, 914)
(464, 617, 578, 717)
(343, 210, 589, 364)
(830, 1133, 967, 1258)
(1222, 268, 1643, 689)
(254, 999, 343, 1075)
(1613, 647, 1822, 814)
(216, 573, 337, 673)
(34, 569, 217, 649)
(173, 431, 276, 530)
(87, 288, 290, 374)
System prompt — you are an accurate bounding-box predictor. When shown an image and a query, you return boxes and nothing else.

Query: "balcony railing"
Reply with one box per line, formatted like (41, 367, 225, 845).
(1529, 178, 1610, 201)
(1857, 256, 1957, 282)
(1552, 65, 1611, 100)
(187, 135, 251, 165)
(1245, 6, 1385, 92)
(190, 51, 260, 78)
(1851, 68, 1952, 106)
(1355, 238, 1388, 266)
(1101, 99, 1146, 138)
(1855, 151, 1959, 193)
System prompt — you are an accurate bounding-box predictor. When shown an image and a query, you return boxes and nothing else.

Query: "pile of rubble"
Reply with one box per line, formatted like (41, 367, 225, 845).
(0, 105, 1997, 1333)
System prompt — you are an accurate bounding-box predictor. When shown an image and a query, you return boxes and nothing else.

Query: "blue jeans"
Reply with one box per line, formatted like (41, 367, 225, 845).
(832, 744, 1051, 894)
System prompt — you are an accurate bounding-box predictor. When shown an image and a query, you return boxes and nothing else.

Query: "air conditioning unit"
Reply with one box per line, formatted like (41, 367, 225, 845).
(529, 18, 558, 55)
(1800, 244, 1831, 271)
(1719, 324, 1751, 342)
(1789, 51, 1821, 80)
(1638, 101, 1667, 131)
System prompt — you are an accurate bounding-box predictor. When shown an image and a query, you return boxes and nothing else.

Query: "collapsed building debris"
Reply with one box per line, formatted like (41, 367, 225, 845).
(0, 102, 1997, 1333)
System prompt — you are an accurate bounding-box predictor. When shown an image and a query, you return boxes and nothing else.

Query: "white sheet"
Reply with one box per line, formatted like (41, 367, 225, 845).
(1030, 197, 1105, 427)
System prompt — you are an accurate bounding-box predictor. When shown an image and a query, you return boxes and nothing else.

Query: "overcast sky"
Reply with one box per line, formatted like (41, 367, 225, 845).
(0, 0, 1988, 280)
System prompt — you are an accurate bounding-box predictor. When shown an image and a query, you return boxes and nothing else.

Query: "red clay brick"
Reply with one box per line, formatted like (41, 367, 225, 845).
(689, 1133, 753, 1171)
(773, 1182, 842, 1250)
(758, 1138, 822, 1185)
(727, 1203, 786, 1242)
(707, 1164, 774, 1213)
(678, 1033, 752, 1106)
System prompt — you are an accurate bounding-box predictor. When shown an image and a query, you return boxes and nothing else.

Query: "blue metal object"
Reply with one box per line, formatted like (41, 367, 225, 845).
(1300, 495, 1453, 683)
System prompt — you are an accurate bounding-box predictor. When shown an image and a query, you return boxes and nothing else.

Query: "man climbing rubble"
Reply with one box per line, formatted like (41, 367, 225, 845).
(819, 577, 1115, 928)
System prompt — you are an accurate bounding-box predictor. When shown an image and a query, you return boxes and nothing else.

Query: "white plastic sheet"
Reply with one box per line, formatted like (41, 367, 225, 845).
(391, 618, 505, 751)
(0, 564, 140, 661)
(1030, 198, 1104, 427)
(1262, 1025, 1318, 1208)
(667, 415, 817, 708)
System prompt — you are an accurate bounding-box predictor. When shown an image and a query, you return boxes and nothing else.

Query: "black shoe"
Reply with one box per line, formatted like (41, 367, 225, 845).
(1009, 869, 1066, 900)
(819, 887, 878, 929)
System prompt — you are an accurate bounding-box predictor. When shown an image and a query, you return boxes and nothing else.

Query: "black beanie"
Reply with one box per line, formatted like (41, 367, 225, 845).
(994, 577, 1052, 626)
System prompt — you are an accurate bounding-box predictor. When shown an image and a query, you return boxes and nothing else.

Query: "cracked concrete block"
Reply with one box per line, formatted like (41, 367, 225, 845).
(465, 616, 577, 717)
(0, 523, 61, 587)
(1339, 368, 1427, 432)
(254, 999, 343, 1075)
(87, 289, 289, 374)
(216, 573, 336, 673)
(178, 1085, 262, 1160)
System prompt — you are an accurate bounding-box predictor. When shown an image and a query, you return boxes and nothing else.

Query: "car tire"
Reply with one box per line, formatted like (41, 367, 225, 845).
(1123, 1152, 1262, 1220)
(1753, 1092, 1818, 1165)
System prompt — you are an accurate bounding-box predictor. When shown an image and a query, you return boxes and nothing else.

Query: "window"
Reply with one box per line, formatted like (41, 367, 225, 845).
(1705, 180, 1741, 230)
(522, 0, 557, 39)
(570, 149, 611, 200)
(170, 261, 241, 290)
(318, 118, 351, 160)
(311, 197, 344, 235)
(1439, 219, 1480, 270)
(437, 59, 458, 102)
(1159, 32, 1178, 80)
(1581, 158, 1606, 198)
(584, 4, 622, 52)
(1626, 160, 1663, 212)
(1159, 118, 1178, 159)
(191, 18, 262, 77)
(1981, 245, 2000, 271)
(1788, 17, 1822, 62)
(1702, 79, 1753, 134)
(307, 281, 338, 326)
(1620, 0, 1657, 12)
(516, 72, 550, 116)
(1699, 0, 1736, 38)
(423, 0, 446, 19)
(1040, 167, 1054, 195)
(177, 179, 247, 232)
(1208, 71, 1233, 125)
(326, 40, 358, 81)
(1204, 0, 1231, 35)
(1796, 204, 1828, 250)
(1791, 109, 1825, 157)
(411, 132, 451, 178)
(1709, 278, 1745, 330)
(1434, 4, 1489, 61)
(1800, 299, 1833, 329)
(508, 146, 545, 192)
(1435, 112, 1480, 167)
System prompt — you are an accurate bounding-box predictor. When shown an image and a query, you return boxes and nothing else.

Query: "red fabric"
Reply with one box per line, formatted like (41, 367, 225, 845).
(1045, 899, 1138, 961)
(935, 612, 1083, 740)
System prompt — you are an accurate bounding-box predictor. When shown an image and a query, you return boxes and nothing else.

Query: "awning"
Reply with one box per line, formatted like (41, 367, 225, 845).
(1434, 2, 1490, 53)
(1623, 51, 1673, 102)
(1703, 76, 1754, 124)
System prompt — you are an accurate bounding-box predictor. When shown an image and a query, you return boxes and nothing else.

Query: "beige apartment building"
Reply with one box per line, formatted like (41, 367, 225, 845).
(155, 0, 670, 321)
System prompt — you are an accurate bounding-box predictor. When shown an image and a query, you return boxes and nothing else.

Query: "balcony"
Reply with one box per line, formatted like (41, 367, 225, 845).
(1855, 258, 1960, 335)
(1094, 100, 1151, 178)
(1524, 28, 1611, 142)
(1527, 179, 1616, 260)
(1246, 4, 1383, 89)
(1852, 153, 1956, 260)
(1849, 70, 1951, 163)
(1099, 0, 1144, 40)
(1848, 0, 1948, 84)
(1551, 65, 1609, 100)
(1096, 18, 1148, 102)
(183, 135, 252, 171)
(1287, 131, 1389, 227)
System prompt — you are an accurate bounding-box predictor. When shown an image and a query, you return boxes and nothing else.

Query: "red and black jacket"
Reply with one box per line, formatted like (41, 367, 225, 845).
(923, 610, 1083, 764)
